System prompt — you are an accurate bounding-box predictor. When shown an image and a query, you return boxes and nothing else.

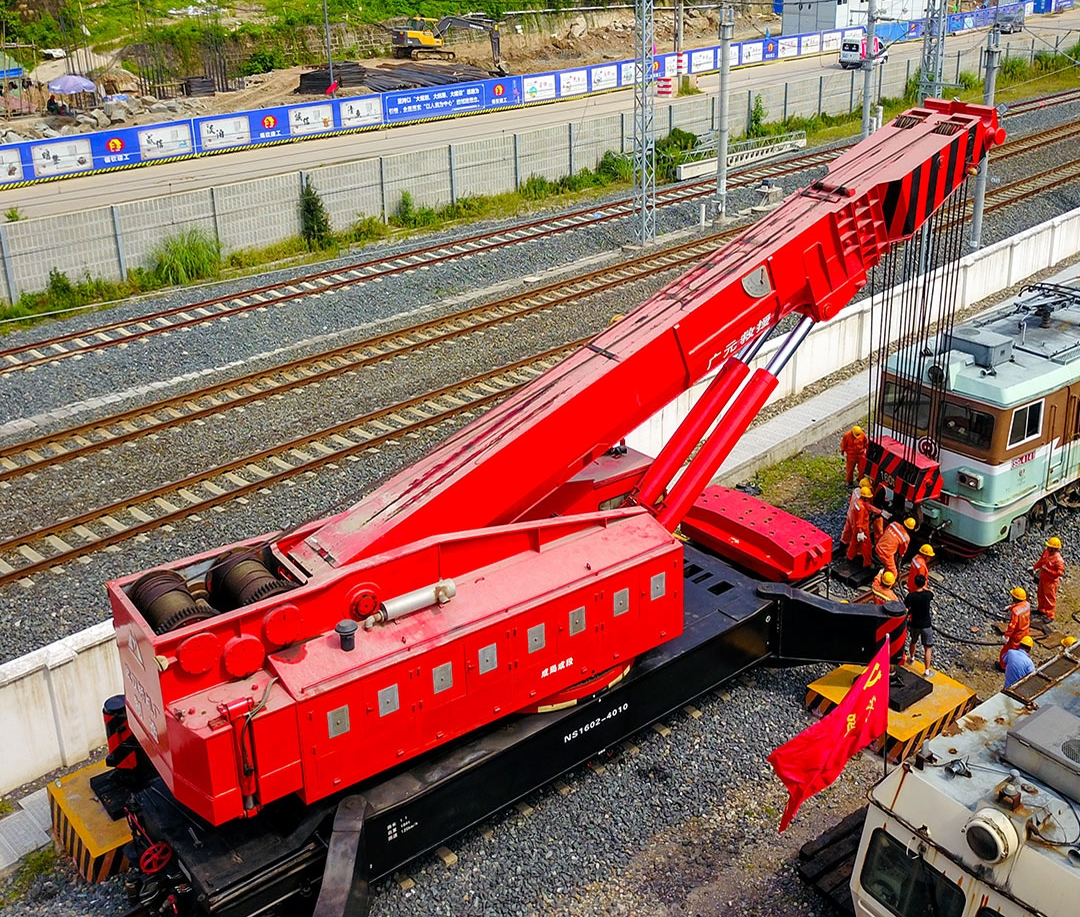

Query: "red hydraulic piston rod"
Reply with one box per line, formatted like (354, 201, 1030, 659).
(633, 357, 750, 507)
(656, 316, 814, 531)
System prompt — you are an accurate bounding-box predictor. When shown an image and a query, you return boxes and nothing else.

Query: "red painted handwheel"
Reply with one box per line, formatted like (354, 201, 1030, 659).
(140, 841, 173, 874)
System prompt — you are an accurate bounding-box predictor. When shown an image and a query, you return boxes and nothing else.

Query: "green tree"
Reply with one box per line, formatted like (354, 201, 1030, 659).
(300, 181, 334, 250)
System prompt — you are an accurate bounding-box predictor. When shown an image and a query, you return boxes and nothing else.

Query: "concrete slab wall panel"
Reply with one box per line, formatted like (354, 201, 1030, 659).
(311, 159, 383, 227)
(117, 189, 217, 271)
(453, 135, 515, 199)
(215, 173, 303, 254)
(383, 146, 452, 214)
(6, 209, 120, 296)
(517, 124, 571, 184)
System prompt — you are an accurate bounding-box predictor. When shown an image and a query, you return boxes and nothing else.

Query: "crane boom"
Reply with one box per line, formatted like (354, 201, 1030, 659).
(286, 100, 1003, 572)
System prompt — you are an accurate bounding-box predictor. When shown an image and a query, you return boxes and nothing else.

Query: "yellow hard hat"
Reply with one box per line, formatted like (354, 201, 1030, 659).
(1020, 635, 1034, 648)
(859, 477, 871, 488)
(919, 544, 935, 557)
(860, 486, 873, 497)
(882, 571, 896, 586)
(1011, 586, 1027, 601)
(1062, 636, 1077, 647)
(852, 425, 864, 436)
(1047, 536, 1062, 549)
(904, 517, 917, 530)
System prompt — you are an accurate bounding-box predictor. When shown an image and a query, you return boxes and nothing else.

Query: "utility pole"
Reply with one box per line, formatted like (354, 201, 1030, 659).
(633, 0, 656, 244)
(714, 8, 734, 220)
(323, 0, 335, 94)
(919, 0, 948, 102)
(674, 0, 684, 54)
(969, 28, 1000, 251)
(860, 0, 877, 140)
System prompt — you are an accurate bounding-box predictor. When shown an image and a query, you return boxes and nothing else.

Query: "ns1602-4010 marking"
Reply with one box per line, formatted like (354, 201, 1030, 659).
(563, 702, 629, 744)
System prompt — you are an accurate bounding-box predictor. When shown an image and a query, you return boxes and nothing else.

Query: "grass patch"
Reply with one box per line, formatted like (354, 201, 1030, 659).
(1, 847, 59, 906)
(0, 799, 13, 816)
(148, 228, 223, 286)
(753, 453, 851, 517)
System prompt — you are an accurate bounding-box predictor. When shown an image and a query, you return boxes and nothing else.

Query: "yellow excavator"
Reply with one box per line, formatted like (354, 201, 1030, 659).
(384, 15, 507, 73)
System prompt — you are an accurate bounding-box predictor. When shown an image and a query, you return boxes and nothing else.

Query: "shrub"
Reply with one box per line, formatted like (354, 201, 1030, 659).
(300, 182, 334, 250)
(392, 191, 439, 228)
(149, 228, 222, 286)
(243, 47, 285, 76)
(747, 94, 768, 137)
(45, 269, 77, 308)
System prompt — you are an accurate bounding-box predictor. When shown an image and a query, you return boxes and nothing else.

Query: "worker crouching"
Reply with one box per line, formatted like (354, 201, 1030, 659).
(871, 569, 899, 604)
(1000, 586, 1031, 671)
(876, 516, 916, 579)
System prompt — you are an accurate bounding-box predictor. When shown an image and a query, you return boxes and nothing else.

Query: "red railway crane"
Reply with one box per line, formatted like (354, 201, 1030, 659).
(105, 101, 1002, 840)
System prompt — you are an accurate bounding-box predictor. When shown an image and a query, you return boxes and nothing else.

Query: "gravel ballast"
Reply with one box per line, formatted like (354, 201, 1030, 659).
(2, 101, 1080, 915)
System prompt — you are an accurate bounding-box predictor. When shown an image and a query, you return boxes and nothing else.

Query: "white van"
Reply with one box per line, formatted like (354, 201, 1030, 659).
(839, 36, 887, 69)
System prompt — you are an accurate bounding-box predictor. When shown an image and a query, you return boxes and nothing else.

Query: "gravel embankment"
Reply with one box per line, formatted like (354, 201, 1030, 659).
(2, 100, 1080, 916)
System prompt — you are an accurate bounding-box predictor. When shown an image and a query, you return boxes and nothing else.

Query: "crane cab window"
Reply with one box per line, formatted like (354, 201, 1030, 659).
(940, 400, 994, 451)
(1008, 400, 1043, 448)
(858, 829, 965, 917)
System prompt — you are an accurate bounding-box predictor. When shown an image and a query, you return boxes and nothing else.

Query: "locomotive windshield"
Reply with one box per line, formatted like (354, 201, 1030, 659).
(940, 399, 995, 451)
(858, 829, 965, 917)
(880, 380, 933, 433)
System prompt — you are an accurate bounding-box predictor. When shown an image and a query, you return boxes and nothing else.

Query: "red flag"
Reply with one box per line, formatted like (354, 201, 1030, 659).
(767, 641, 890, 831)
(326, 80, 339, 95)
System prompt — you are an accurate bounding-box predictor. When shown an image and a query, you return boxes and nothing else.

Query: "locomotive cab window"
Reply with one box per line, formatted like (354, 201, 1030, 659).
(880, 380, 932, 433)
(940, 400, 994, 451)
(858, 829, 965, 917)
(1008, 400, 1043, 448)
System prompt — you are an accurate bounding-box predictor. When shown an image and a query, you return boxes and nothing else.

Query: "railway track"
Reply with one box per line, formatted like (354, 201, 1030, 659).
(5, 141, 1080, 587)
(0, 342, 579, 589)
(0, 150, 835, 375)
(0, 232, 730, 482)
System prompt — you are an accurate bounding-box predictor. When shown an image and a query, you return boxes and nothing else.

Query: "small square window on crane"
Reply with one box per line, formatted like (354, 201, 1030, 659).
(613, 587, 630, 616)
(528, 623, 546, 653)
(569, 606, 586, 636)
(432, 662, 453, 694)
(478, 643, 498, 674)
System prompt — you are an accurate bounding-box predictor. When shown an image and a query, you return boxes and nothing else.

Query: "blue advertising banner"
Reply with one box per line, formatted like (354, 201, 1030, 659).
(482, 75, 523, 107)
(383, 82, 485, 123)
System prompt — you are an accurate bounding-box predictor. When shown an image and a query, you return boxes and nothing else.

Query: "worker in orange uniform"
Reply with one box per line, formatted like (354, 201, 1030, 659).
(1032, 536, 1065, 621)
(1000, 586, 1031, 671)
(907, 543, 935, 593)
(840, 425, 869, 484)
(876, 516, 916, 579)
(845, 486, 876, 567)
(871, 570, 899, 604)
(840, 477, 872, 547)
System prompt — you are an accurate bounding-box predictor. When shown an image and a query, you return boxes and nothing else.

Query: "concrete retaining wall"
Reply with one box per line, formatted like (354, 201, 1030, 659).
(3, 199, 1078, 798)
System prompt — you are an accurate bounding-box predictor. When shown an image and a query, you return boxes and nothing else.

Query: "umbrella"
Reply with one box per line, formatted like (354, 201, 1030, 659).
(47, 73, 95, 94)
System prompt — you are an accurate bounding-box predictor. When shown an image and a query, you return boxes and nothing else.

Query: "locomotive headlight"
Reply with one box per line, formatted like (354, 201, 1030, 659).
(956, 469, 984, 491)
(963, 808, 1020, 864)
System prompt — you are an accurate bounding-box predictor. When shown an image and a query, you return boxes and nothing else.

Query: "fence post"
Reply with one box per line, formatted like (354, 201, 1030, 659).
(955, 50, 960, 85)
(783, 82, 788, 121)
(817, 75, 823, 117)
(379, 156, 387, 222)
(208, 186, 221, 252)
(712, 93, 717, 133)
(849, 70, 855, 114)
(0, 223, 16, 304)
(448, 145, 457, 205)
(111, 204, 128, 282)
(1030, 38, 1035, 66)
(568, 122, 575, 175)
(747, 90, 752, 128)
(513, 133, 521, 189)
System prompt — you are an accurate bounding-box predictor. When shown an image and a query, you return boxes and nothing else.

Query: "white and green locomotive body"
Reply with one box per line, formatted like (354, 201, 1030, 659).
(877, 282, 1080, 551)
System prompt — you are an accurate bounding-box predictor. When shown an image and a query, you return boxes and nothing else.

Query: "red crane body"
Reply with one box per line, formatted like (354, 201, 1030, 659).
(107, 101, 1002, 827)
